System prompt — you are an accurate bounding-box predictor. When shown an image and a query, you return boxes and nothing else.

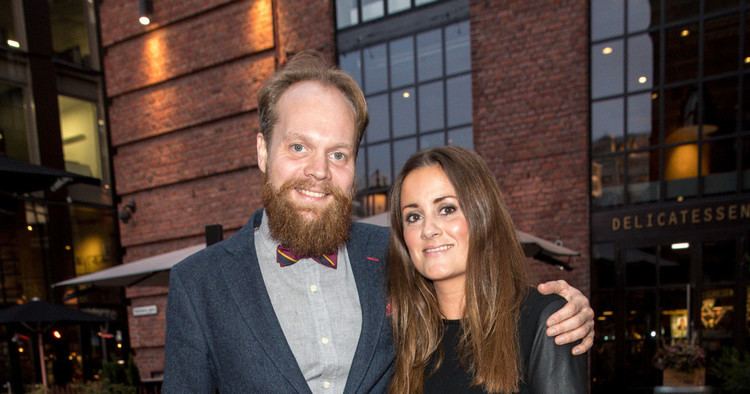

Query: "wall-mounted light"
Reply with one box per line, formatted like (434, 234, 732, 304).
(671, 242, 690, 250)
(7, 39, 20, 48)
(139, 0, 153, 26)
(119, 199, 137, 223)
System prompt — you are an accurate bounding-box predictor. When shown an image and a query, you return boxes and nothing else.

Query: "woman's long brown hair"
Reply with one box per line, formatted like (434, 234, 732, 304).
(388, 146, 528, 393)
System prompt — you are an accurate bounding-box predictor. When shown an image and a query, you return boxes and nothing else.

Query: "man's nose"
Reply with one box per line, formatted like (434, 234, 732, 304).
(304, 152, 330, 180)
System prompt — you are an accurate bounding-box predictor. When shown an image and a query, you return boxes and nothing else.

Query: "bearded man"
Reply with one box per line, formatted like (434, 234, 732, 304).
(163, 52, 594, 393)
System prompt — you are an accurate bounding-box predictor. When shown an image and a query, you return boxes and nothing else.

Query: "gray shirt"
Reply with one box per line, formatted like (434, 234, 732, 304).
(255, 213, 362, 394)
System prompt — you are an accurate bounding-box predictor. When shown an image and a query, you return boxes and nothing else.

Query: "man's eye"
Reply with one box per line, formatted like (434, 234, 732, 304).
(291, 144, 305, 152)
(331, 152, 346, 161)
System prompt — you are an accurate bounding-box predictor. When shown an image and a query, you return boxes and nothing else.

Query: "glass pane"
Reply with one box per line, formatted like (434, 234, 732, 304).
(445, 21, 470, 75)
(389, 37, 414, 88)
(420, 131, 444, 150)
(336, 0, 359, 28)
(592, 40, 624, 99)
(592, 155, 625, 207)
(446, 75, 472, 127)
(705, 0, 740, 13)
(362, 0, 384, 22)
(703, 240, 736, 283)
(664, 84, 698, 144)
(628, 33, 657, 92)
(70, 205, 116, 276)
(628, 149, 660, 203)
(447, 126, 473, 149)
(418, 81, 444, 132)
(704, 15, 740, 77)
(660, 288, 688, 341)
(393, 137, 416, 174)
(1, 0, 21, 49)
(704, 77, 738, 138)
(593, 243, 616, 289)
(593, 290, 618, 391)
(388, 0, 410, 14)
(592, 98, 624, 155)
(703, 138, 738, 195)
(665, 23, 699, 84)
(624, 290, 660, 388)
(356, 147, 366, 192)
(59, 95, 102, 179)
(364, 44, 388, 94)
(339, 50, 362, 88)
(50, 0, 94, 68)
(417, 29, 443, 82)
(591, 0, 624, 41)
(660, 243, 690, 284)
(625, 247, 657, 286)
(627, 93, 658, 150)
(415, 0, 437, 4)
(665, 143, 699, 198)
(366, 94, 390, 143)
(744, 77, 750, 131)
(367, 143, 391, 187)
(664, 0, 699, 23)
(744, 137, 750, 190)
(0, 82, 29, 161)
(628, 0, 660, 32)
(392, 88, 416, 137)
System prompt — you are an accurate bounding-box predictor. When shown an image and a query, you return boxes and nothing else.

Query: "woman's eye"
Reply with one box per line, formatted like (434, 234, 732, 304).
(404, 213, 421, 224)
(440, 205, 457, 215)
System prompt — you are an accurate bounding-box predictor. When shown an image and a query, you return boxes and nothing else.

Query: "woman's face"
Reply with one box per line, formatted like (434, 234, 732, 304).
(400, 165, 470, 289)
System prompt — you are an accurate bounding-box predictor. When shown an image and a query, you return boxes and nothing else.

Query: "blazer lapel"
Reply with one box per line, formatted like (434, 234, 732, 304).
(343, 224, 388, 393)
(219, 210, 311, 393)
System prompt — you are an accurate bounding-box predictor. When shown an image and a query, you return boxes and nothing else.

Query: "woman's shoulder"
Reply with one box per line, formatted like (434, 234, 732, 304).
(520, 287, 565, 326)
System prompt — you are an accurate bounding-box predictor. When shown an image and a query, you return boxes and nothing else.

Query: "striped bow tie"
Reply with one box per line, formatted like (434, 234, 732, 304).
(276, 245, 338, 269)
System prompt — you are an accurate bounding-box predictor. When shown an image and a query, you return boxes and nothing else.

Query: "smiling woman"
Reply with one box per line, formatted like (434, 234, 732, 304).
(387, 146, 587, 393)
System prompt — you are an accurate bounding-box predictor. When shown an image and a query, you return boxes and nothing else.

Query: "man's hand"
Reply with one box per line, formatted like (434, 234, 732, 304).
(537, 280, 594, 356)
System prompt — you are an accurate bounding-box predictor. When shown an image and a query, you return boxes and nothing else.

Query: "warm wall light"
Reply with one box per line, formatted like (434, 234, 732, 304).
(52, 330, 62, 339)
(745, 56, 750, 64)
(680, 29, 690, 37)
(638, 76, 648, 84)
(7, 39, 20, 48)
(402, 91, 410, 98)
(139, 0, 153, 25)
(26, 225, 32, 231)
(602, 46, 613, 55)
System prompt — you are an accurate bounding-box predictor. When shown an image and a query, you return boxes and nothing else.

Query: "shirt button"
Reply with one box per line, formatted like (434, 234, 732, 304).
(320, 336, 329, 345)
(323, 381, 331, 389)
(310, 284, 318, 293)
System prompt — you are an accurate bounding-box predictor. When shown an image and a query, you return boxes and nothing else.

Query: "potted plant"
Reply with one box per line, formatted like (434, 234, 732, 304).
(653, 339, 706, 386)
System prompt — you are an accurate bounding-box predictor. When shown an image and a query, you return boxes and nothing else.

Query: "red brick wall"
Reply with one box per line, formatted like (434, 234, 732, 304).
(469, 0, 590, 295)
(99, 0, 336, 380)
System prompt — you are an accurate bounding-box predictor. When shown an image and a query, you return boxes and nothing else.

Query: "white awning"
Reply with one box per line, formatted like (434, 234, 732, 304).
(53, 244, 205, 288)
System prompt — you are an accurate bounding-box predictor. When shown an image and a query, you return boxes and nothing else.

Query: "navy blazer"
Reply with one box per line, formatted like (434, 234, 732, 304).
(163, 210, 394, 393)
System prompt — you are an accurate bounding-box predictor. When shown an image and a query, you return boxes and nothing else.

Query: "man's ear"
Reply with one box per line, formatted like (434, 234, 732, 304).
(257, 133, 268, 174)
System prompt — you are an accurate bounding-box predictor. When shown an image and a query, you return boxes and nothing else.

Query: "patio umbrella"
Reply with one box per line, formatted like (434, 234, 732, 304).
(0, 155, 100, 193)
(0, 299, 109, 387)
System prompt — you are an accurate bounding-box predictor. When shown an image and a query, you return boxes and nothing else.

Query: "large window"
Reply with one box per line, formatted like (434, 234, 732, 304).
(58, 95, 103, 179)
(50, 0, 98, 69)
(0, 82, 29, 161)
(336, 0, 440, 29)
(338, 3, 473, 216)
(590, 0, 749, 208)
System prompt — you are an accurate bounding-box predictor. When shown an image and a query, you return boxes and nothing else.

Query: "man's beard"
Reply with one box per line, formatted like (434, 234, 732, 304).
(262, 177, 353, 256)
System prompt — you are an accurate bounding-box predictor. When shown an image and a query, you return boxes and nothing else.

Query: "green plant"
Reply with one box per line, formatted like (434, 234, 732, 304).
(710, 347, 750, 393)
(653, 340, 705, 373)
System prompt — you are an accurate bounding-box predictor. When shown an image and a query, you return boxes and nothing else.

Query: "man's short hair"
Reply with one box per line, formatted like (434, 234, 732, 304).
(258, 51, 368, 151)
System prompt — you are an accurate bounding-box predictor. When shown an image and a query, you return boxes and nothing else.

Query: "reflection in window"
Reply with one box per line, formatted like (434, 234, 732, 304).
(627, 33, 656, 91)
(0, 0, 21, 49)
(70, 205, 116, 276)
(704, 15, 739, 77)
(340, 20, 473, 215)
(665, 23, 698, 84)
(336, 0, 359, 29)
(50, 0, 95, 69)
(703, 138, 738, 195)
(592, 40, 624, 99)
(0, 83, 29, 161)
(700, 288, 735, 336)
(627, 0, 659, 33)
(336, 0, 438, 28)
(592, 156, 625, 207)
(628, 149, 659, 203)
(703, 240, 736, 283)
(591, 0, 623, 41)
(627, 93, 657, 150)
(659, 244, 690, 284)
(593, 243, 616, 289)
(592, 98, 624, 155)
(625, 247, 657, 287)
(58, 95, 102, 179)
(623, 290, 659, 387)
(660, 288, 688, 341)
(361, 0, 384, 22)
